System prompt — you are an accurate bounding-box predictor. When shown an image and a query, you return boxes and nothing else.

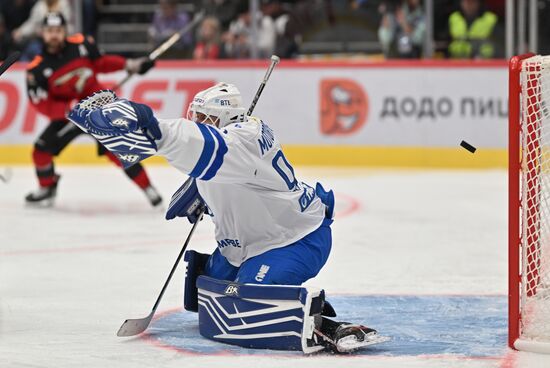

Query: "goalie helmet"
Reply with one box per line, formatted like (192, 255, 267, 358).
(187, 82, 246, 128)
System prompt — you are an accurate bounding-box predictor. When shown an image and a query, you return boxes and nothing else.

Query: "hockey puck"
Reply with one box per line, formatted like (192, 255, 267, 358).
(460, 140, 476, 153)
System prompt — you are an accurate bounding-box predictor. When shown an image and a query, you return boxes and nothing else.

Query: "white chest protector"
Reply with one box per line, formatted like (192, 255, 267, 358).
(156, 117, 326, 266)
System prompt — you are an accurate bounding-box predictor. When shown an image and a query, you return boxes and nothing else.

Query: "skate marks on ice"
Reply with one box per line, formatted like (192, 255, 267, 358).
(143, 295, 507, 358)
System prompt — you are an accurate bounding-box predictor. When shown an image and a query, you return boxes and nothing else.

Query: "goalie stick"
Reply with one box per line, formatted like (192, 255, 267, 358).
(247, 55, 280, 116)
(116, 55, 281, 337)
(116, 207, 205, 337)
(114, 11, 205, 90)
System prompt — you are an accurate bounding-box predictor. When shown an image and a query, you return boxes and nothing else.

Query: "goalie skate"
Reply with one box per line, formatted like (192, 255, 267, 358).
(316, 321, 390, 353)
(333, 324, 390, 353)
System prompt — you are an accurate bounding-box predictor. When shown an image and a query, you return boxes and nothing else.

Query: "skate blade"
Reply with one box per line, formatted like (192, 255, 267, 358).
(336, 334, 391, 353)
(25, 198, 56, 208)
(151, 203, 165, 212)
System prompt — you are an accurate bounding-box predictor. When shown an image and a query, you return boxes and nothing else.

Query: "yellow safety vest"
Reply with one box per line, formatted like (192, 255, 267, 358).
(448, 11, 497, 59)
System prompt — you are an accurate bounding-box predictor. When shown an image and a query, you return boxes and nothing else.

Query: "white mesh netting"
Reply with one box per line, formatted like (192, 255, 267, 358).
(79, 90, 117, 111)
(519, 55, 550, 344)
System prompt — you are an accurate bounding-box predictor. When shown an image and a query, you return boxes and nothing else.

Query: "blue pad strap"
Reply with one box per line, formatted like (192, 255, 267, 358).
(183, 250, 211, 312)
(128, 100, 162, 140)
(196, 275, 326, 353)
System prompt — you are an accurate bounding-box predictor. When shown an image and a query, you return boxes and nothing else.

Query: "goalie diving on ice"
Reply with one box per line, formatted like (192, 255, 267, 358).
(67, 83, 389, 353)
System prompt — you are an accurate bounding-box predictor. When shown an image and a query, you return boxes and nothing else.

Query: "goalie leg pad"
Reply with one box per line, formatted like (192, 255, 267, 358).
(183, 250, 211, 312)
(196, 275, 326, 353)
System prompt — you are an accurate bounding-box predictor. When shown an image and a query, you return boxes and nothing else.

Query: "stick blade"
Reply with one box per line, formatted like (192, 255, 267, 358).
(116, 314, 153, 337)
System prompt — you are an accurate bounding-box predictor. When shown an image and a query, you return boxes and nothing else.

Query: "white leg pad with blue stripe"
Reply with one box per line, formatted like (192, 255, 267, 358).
(196, 276, 326, 353)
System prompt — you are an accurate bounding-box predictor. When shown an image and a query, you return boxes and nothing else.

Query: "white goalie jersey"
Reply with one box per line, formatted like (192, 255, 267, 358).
(157, 116, 326, 267)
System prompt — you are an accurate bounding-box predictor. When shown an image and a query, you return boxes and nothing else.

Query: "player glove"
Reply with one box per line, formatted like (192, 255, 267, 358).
(127, 100, 162, 139)
(165, 177, 207, 223)
(81, 98, 161, 140)
(125, 57, 156, 75)
(68, 90, 161, 168)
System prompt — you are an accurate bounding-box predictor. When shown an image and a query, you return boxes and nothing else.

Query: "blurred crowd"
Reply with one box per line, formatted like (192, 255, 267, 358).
(0, 0, 540, 61)
(150, 0, 310, 59)
(374, 0, 501, 59)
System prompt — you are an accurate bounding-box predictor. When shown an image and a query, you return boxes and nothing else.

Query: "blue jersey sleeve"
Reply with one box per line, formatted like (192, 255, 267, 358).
(188, 124, 228, 180)
(156, 118, 258, 183)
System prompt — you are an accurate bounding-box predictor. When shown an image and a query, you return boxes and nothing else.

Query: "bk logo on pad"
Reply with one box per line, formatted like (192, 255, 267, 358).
(319, 79, 368, 136)
(224, 284, 239, 296)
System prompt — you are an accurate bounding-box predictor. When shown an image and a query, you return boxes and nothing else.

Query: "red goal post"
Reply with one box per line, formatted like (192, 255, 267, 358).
(509, 53, 550, 354)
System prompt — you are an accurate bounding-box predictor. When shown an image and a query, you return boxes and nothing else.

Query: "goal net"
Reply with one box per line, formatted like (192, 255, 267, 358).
(510, 54, 550, 353)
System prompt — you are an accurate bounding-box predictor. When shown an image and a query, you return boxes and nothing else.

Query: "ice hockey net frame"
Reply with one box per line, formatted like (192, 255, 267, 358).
(509, 53, 550, 354)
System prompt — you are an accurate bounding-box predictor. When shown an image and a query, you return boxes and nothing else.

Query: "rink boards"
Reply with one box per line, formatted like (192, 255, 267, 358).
(0, 60, 507, 168)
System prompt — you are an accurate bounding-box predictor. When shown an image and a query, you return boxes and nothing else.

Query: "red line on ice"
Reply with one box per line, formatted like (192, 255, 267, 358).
(498, 350, 518, 368)
(0, 234, 212, 256)
(3, 192, 360, 256)
(334, 192, 361, 218)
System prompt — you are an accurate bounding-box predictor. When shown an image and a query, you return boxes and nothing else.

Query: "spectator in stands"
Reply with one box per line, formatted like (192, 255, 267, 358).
(448, 0, 497, 59)
(203, 0, 240, 32)
(193, 16, 222, 60)
(0, 14, 14, 60)
(82, 0, 98, 37)
(0, 0, 34, 34)
(262, 0, 297, 59)
(378, 0, 425, 59)
(149, 0, 192, 58)
(223, 1, 276, 59)
(11, 0, 72, 61)
(12, 0, 72, 44)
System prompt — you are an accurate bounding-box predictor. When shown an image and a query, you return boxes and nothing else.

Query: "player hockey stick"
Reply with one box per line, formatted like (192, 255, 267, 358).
(117, 207, 205, 337)
(114, 11, 205, 90)
(0, 167, 13, 183)
(116, 56, 280, 337)
(0, 52, 21, 77)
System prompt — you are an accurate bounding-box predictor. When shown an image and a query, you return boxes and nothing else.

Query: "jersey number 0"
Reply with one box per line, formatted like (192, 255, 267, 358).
(272, 150, 298, 190)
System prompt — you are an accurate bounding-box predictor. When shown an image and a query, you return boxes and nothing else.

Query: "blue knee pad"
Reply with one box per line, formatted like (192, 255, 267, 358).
(235, 218, 333, 285)
(203, 248, 239, 281)
(183, 250, 211, 312)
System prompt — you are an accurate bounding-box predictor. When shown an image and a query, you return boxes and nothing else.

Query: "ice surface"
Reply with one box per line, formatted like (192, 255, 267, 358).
(149, 295, 507, 357)
(0, 166, 549, 367)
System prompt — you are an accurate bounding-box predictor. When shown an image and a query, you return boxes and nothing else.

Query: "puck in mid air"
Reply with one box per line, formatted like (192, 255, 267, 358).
(460, 140, 476, 153)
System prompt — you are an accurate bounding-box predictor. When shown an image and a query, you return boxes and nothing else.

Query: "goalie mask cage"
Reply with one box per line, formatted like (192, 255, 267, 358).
(509, 53, 550, 353)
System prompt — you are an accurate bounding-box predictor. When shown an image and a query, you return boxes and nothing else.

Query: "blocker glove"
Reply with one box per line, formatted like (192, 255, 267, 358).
(166, 177, 207, 223)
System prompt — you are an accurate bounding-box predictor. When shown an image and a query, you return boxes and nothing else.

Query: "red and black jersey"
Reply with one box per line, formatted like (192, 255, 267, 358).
(26, 34, 127, 121)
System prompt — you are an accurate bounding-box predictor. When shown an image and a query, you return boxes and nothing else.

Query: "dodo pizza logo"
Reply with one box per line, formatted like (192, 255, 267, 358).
(320, 79, 368, 135)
